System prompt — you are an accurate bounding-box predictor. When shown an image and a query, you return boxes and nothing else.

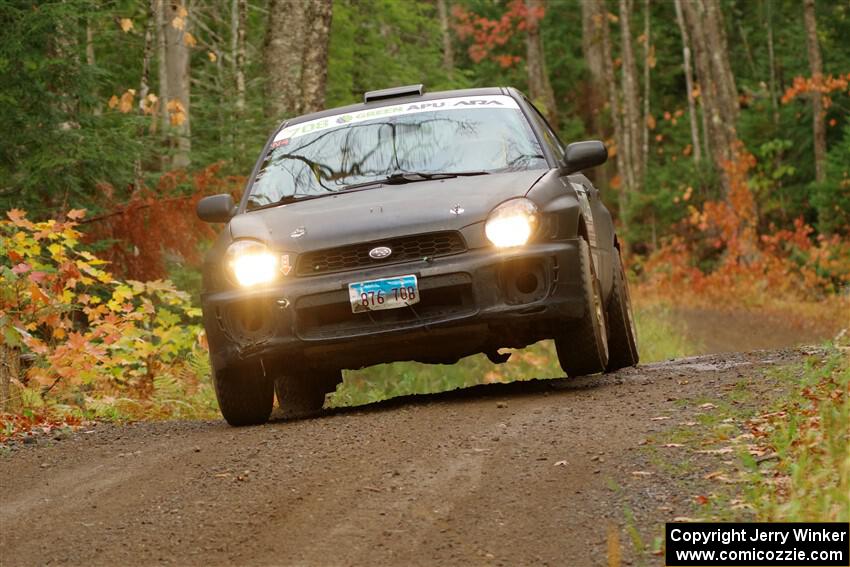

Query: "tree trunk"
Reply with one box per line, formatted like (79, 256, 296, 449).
(596, 0, 629, 232)
(674, 0, 701, 164)
(264, 0, 332, 119)
(642, 0, 651, 175)
(232, 0, 247, 114)
(164, 1, 191, 169)
(681, 0, 739, 193)
(156, 0, 169, 140)
(619, 0, 642, 193)
(524, 0, 558, 128)
(766, 0, 779, 127)
(437, 0, 454, 73)
(803, 0, 826, 183)
(0, 344, 20, 413)
(580, 0, 609, 189)
(301, 0, 333, 114)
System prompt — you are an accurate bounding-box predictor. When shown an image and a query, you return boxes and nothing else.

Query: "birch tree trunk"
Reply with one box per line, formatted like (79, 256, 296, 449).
(580, 0, 609, 189)
(619, 0, 642, 193)
(525, 0, 558, 128)
(803, 0, 826, 183)
(766, 0, 779, 128)
(156, 0, 169, 140)
(674, 0, 702, 164)
(596, 0, 629, 232)
(437, 0, 454, 73)
(164, 1, 191, 169)
(231, 0, 247, 114)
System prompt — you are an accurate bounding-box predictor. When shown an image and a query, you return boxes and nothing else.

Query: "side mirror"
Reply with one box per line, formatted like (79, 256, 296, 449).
(197, 194, 236, 223)
(562, 141, 608, 174)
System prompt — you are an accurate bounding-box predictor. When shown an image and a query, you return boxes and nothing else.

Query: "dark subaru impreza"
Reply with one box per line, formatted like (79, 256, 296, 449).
(197, 85, 638, 426)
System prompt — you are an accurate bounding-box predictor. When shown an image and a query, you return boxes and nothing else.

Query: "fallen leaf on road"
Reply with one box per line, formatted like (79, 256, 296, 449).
(699, 403, 717, 410)
(631, 471, 653, 477)
(695, 447, 734, 454)
(703, 470, 725, 480)
(650, 416, 671, 421)
(662, 443, 684, 448)
(694, 495, 710, 505)
(672, 516, 702, 522)
(554, 460, 567, 466)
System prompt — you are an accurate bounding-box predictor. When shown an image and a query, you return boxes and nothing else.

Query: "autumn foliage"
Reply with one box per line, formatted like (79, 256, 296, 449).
(83, 163, 244, 280)
(639, 143, 850, 316)
(451, 0, 542, 68)
(0, 209, 210, 423)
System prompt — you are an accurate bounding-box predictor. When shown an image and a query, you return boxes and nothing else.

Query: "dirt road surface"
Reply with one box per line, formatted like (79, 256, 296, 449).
(1, 349, 801, 567)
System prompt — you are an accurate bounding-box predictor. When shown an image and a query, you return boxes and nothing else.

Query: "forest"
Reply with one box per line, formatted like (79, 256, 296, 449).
(0, 0, 848, 425)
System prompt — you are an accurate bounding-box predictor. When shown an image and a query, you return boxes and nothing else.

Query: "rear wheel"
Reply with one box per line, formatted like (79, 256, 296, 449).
(555, 238, 610, 377)
(275, 369, 342, 419)
(212, 361, 274, 426)
(606, 247, 639, 371)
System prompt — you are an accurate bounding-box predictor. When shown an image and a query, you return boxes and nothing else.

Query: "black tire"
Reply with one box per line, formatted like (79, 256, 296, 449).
(275, 369, 342, 419)
(555, 238, 610, 377)
(212, 361, 274, 426)
(606, 247, 639, 371)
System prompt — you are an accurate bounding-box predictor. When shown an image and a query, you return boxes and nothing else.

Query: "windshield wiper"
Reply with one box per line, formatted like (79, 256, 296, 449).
(342, 170, 489, 191)
(249, 192, 327, 211)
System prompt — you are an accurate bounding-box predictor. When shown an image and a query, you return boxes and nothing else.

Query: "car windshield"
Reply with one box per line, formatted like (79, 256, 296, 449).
(245, 94, 547, 210)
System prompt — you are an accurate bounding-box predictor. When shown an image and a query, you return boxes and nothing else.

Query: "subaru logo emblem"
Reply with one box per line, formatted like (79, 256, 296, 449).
(369, 246, 392, 260)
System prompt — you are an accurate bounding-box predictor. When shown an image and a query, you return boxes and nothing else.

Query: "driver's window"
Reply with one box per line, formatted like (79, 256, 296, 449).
(525, 102, 564, 157)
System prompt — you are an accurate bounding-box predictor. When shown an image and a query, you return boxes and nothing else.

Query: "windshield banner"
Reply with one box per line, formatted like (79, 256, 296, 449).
(272, 95, 521, 144)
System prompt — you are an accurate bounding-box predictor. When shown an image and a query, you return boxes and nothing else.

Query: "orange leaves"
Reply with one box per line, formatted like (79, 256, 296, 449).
(166, 99, 187, 126)
(171, 4, 188, 30)
(108, 89, 136, 114)
(183, 32, 197, 48)
(119, 18, 134, 33)
(451, 0, 534, 68)
(781, 72, 850, 104)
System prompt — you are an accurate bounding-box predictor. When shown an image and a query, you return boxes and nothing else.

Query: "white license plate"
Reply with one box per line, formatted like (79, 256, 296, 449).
(348, 275, 419, 313)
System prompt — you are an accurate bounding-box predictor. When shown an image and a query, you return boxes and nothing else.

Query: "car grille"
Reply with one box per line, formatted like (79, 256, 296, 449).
(295, 231, 466, 276)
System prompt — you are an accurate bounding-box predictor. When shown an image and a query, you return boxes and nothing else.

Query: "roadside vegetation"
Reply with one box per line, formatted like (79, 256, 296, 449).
(1, 0, 849, 439)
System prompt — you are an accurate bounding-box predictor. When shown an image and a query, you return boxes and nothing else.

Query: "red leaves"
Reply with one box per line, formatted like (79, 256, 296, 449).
(451, 0, 541, 68)
(781, 72, 850, 104)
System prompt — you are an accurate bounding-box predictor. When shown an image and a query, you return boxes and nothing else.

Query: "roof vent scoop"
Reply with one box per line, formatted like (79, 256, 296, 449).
(363, 84, 425, 103)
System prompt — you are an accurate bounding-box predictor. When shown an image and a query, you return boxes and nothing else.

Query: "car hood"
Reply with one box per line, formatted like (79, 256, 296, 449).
(229, 169, 548, 252)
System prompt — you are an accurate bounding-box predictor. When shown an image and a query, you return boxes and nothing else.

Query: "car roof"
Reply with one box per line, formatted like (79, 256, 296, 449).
(282, 87, 515, 126)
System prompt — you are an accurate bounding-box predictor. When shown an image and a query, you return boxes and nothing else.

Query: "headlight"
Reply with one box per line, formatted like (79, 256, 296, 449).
(226, 240, 279, 287)
(485, 198, 539, 248)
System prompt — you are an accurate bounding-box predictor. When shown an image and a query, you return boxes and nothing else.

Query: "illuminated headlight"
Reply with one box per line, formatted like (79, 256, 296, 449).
(485, 198, 539, 248)
(226, 240, 279, 287)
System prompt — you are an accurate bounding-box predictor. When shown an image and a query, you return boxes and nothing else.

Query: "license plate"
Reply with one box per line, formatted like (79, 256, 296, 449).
(348, 274, 419, 313)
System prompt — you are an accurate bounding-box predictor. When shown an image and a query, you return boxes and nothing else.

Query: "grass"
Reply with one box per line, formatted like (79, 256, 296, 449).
(741, 346, 849, 521)
(329, 303, 698, 407)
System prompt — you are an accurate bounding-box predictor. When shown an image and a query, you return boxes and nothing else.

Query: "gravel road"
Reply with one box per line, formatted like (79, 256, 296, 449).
(0, 349, 800, 567)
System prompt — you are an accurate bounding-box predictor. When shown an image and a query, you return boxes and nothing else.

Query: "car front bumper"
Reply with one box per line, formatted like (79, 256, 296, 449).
(201, 239, 585, 371)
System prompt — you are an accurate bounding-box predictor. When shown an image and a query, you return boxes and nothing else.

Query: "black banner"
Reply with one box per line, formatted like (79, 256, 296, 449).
(666, 522, 849, 566)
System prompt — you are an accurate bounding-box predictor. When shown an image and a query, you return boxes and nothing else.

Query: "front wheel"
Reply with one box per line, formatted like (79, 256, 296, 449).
(212, 361, 274, 426)
(555, 238, 610, 377)
(606, 246, 639, 371)
(275, 369, 342, 419)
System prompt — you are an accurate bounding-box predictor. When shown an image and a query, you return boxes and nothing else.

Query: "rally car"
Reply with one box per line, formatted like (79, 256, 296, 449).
(196, 84, 638, 426)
